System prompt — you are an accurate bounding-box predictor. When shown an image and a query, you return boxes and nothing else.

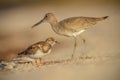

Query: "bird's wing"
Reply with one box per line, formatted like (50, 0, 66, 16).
(59, 17, 100, 32)
(27, 41, 47, 54)
(18, 43, 40, 56)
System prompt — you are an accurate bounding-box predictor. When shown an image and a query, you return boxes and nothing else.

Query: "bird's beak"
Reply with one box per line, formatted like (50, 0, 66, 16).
(31, 17, 46, 28)
(55, 41, 60, 44)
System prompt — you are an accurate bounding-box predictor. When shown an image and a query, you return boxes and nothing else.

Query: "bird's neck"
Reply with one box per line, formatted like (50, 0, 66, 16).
(49, 19, 58, 27)
(49, 19, 60, 33)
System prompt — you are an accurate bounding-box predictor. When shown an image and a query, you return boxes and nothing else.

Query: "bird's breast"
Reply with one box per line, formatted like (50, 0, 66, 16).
(73, 29, 86, 36)
(29, 50, 46, 59)
(58, 29, 86, 37)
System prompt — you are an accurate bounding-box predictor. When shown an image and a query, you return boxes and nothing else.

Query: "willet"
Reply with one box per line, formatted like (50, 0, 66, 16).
(18, 37, 58, 66)
(31, 13, 108, 59)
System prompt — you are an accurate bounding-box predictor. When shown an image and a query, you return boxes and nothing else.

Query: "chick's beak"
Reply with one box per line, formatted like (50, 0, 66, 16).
(55, 41, 60, 44)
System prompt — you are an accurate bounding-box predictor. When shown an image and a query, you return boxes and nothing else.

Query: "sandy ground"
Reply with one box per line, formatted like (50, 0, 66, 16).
(0, 3, 120, 80)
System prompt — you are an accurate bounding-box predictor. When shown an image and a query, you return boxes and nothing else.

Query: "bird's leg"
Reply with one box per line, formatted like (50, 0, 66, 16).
(79, 35, 86, 44)
(35, 58, 42, 67)
(79, 36, 86, 56)
(82, 38, 86, 44)
(39, 58, 43, 66)
(31, 60, 36, 66)
(31, 59, 39, 66)
(39, 58, 42, 64)
(71, 36, 77, 59)
(31, 59, 37, 66)
(35, 59, 38, 65)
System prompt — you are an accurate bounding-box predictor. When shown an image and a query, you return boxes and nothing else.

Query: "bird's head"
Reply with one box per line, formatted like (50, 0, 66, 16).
(45, 37, 59, 46)
(31, 13, 57, 28)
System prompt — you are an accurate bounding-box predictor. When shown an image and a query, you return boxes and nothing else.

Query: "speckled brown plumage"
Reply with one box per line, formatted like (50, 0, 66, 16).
(18, 37, 57, 59)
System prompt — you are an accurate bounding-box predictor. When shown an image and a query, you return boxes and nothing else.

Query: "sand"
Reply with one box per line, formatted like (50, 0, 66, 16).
(0, 2, 120, 80)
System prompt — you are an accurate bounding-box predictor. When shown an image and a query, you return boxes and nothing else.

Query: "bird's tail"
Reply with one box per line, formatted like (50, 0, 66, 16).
(18, 50, 26, 56)
(97, 16, 109, 21)
(95, 16, 109, 21)
(17, 50, 26, 58)
(102, 16, 109, 19)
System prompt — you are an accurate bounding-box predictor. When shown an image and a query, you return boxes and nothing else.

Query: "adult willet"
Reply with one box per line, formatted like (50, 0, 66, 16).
(18, 37, 58, 66)
(31, 13, 108, 59)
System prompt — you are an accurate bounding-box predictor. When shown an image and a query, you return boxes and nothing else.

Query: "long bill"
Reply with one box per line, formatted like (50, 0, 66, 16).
(31, 17, 45, 28)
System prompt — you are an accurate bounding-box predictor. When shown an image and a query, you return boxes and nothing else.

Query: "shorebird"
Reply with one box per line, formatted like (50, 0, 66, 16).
(31, 13, 108, 59)
(18, 37, 58, 66)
